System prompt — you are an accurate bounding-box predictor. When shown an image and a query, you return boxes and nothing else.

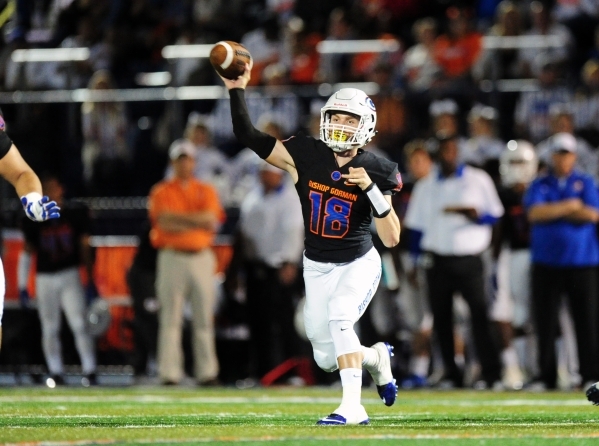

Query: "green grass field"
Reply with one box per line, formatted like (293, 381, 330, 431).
(1, 386, 599, 445)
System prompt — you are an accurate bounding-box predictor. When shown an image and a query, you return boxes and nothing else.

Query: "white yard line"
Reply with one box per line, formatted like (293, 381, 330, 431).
(0, 396, 590, 406)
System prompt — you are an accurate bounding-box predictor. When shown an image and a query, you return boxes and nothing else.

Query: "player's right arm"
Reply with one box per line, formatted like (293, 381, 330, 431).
(219, 65, 298, 183)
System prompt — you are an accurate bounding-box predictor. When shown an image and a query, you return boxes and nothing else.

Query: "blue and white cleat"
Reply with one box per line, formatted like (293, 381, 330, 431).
(317, 405, 370, 425)
(370, 342, 398, 407)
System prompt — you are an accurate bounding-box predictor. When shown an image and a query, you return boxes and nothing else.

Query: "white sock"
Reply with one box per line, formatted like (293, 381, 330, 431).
(501, 346, 519, 369)
(339, 368, 362, 408)
(361, 346, 378, 368)
(410, 355, 430, 377)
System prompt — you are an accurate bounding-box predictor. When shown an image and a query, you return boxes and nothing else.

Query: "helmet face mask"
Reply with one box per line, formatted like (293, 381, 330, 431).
(499, 140, 538, 187)
(320, 88, 377, 152)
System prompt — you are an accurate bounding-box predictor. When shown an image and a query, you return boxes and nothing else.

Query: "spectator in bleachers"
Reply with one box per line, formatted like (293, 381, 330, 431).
(228, 161, 305, 382)
(517, 1, 574, 78)
(288, 30, 322, 85)
(209, 62, 301, 148)
(366, 62, 407, 160)
(404, 132, 503, 389)
(574, 59, 599, 141)
(524, 132, 599, 390)
(316, 7, 356, 83)
(464, 104, 504, 179)
(536, 105, 599, 180)
(515, 53, 573, 143)
(169, 25, 212, 87)
(4, 30, 64, 90)
(432, 7, 482, 91)
(164, 113, 231, 205)
(81, 70, 130, 196)
(241, 14, 284, 87)
(428, 99, 469, 163)
(149, 140, 225, 386)
(57, 16, 111, 89)
(401, 18, 441, 93)
(50, 0, 110, 47)
(228, 119, 285, 208)
(474, 1, 525, 82)
(554, 0, 599, 74)
(589, 26, 599, 61)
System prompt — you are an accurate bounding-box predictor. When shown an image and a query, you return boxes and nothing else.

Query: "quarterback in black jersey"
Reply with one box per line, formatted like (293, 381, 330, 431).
(221, 64, 401, 425)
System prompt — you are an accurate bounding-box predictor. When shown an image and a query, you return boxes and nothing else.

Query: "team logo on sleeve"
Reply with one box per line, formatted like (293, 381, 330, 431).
(331, 171, 342, 181)
(393, 173, 403, 191)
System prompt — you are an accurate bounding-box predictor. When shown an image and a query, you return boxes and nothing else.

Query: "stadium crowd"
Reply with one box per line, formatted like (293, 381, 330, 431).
(1, 0, 599, 392)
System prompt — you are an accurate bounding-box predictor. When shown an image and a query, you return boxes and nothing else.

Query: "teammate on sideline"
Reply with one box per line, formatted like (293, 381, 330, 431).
(220, 64, 401, 425)
(0, 112, 60, 350)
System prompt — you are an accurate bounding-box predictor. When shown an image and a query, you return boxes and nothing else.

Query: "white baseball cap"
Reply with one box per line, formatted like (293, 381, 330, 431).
(550, 132, 577, 154)
(429, 99, 458, 117)
(169, 138, 197, 160)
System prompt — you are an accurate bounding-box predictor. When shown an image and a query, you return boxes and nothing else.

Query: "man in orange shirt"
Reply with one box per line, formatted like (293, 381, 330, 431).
(148, 139, 225, 386)
(433, 7, 482, 79)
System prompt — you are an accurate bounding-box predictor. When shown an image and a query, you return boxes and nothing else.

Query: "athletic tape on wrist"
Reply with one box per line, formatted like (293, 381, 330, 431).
(364, 183, 391, 218)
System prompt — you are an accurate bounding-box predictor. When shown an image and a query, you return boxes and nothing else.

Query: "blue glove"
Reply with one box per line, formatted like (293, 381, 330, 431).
(19, 289, 31, 309)
(85, 281, 99, 305)
(20, 193, 61, 222)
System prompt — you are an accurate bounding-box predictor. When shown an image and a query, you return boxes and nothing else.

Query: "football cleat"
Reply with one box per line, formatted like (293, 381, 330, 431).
(317, 405, 369, 425)
(586, 382, 599, 406)
(368, 342, 398, 407)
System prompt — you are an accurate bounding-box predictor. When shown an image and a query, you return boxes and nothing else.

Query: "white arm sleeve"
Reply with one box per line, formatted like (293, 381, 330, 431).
(17, 250, 32, 290)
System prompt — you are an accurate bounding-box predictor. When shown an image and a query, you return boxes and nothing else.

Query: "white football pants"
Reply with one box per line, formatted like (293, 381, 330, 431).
(303, 247, 381, 372)
(36, 267, 96, 375)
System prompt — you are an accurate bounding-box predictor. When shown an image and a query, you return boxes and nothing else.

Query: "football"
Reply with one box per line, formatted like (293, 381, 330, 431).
(210, 41, 252, 80)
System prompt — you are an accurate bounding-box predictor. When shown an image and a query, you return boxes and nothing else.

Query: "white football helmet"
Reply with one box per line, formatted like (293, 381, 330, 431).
(499, 140, 538, 187)
(320, 88, 377, 152)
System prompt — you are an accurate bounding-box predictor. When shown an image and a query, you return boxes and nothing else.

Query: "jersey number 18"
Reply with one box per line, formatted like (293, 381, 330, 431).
(309, 191, 352, 238)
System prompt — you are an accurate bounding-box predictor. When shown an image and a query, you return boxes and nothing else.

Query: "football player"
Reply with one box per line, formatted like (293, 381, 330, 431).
(0, 111, 60, 351)
(221, 64, 401, 425)
(493, 140, 538, 389)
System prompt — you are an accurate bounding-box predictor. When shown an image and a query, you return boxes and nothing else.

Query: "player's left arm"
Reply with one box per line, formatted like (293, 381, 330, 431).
(0, 125, 59, 222)
(0, 145, 42, 198)
(342, 166, 400, 248)
(373, 195, 400, 248)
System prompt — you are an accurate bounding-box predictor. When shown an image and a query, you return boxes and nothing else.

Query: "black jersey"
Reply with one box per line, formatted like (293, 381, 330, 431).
(498, 187, 530, 250)
(21, 202, 91, 273)
(283, 133, 401, 263)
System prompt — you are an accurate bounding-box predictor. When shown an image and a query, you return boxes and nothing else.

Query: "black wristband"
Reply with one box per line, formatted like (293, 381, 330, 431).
(0, 131, 13, 158)
(229, 88, 276, 159)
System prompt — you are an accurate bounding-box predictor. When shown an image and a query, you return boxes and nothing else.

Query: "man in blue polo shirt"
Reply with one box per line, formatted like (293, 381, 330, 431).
(524, 132, 599, 390)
